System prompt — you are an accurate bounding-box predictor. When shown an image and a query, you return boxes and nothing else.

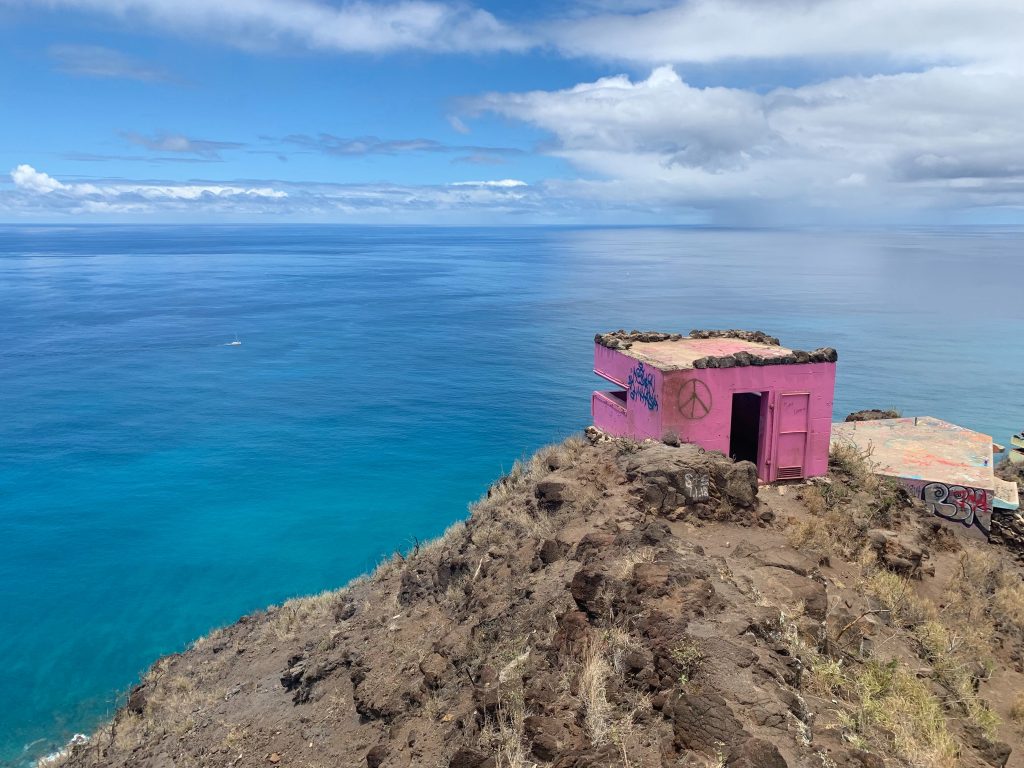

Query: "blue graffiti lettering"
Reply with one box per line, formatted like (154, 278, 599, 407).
(627, 363, 658, 411)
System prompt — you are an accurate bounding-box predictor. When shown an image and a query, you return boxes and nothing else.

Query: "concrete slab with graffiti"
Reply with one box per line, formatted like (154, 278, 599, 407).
(830, 416, 1019, 540)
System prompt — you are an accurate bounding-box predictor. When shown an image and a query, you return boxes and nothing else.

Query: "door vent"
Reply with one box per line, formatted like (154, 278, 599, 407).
(777, 466, 804, 480)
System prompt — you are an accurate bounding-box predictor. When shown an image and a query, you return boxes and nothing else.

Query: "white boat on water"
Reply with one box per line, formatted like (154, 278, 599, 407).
(224, 335, 242, 346)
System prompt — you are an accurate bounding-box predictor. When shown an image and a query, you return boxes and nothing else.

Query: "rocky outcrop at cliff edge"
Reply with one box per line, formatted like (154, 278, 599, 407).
(595, 330, 685, 349)
(687, 329, 781, 346)
(54, 435, 1024, 768)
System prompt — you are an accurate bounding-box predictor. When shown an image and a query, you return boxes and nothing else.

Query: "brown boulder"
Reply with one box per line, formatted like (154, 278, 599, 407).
(126, 684, 147, 715)
(672, 691, 749, 754)
(419, 652, 449, 689)
(573, 532, 616, 561)
(726, 738, 788, 768)
(632, 562, 672, 595)
(570, 567, 608, 617)
(449, 748, 493, 768)
(866, 529, 928, 579)
(751, 567, 827, 621)
(525, 713, 583, 762)
(723, 462, 759, 508)
(538, 539, 568, 565)
(536, 477, 574, 507)
(366, 745, 389, 768)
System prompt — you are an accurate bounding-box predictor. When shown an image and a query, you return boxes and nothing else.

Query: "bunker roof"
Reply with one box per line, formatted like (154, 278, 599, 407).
(595, 329, 838, 372)
(830, 416, 995, 490)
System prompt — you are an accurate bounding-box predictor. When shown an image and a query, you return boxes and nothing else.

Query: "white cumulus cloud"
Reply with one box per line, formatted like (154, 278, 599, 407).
(12, 164, 67, 193)
(465, 64, 1024, 220)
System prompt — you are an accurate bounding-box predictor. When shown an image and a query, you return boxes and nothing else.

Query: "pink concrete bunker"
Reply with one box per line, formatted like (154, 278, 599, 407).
(591, 330, 838, 484)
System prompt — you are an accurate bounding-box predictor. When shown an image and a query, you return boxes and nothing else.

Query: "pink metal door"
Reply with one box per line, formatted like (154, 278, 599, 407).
(774, 392, 810, 480)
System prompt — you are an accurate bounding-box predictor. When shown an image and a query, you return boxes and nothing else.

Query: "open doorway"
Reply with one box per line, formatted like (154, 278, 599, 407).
(729, 392, 762, 464)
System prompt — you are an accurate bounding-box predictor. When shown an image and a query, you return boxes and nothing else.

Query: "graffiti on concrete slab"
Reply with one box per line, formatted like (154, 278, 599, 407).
(683, 472, 710, 501)
(677, 379, 712, 420)
(627, 362, 658, 411)
(921, 482, 991, 535)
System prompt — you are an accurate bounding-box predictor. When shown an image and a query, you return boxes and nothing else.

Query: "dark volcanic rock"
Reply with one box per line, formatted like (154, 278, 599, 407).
(419, 652, 449, 689)
(723, 461, 759, 508)
(449, 748, 491, 768)
(126, 684, 147, 715)
(538, 538, 569, 565)
(536, 476, 574, 507)
(366, 745, 389, 768)
(727, 738, 789, 768)
(845, 409, 900, 422)
(673, 691, 749, 754)
(570, 567, 608, 617)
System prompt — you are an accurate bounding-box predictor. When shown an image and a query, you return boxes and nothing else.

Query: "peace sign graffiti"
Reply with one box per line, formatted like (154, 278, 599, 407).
(677, 379, 712, 420)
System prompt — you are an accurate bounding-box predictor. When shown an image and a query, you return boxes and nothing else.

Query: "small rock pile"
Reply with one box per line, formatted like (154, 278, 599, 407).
(688, 329, 781, 346)
(691, 347, 837, 369)
(991, 511, 1024, 564)
(845, 409, 901, 422)
(594, 330, 683, 350)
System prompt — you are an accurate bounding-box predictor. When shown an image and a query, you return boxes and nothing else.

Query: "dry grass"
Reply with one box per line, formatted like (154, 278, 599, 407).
(789, 518, 1021, 762)
(479, 690, 530, 768)
(266, 589, 340, 640)
(790, 598, 958, 767)
(1010, 693, 1024, 725)
(863, 570, 934, 628)
(506, 505, 558, 539)
(861, 563, 1007, 737)
(469, 439, 589, 543)
(476, 630, 536, 768)
(613, 546, 657, 579)
(806, 656, 845, 698)
(788, 443, 908, 563)
(848, 660, 959, 768)
(416, 520, 467, 557)
(828, 441, 875, 484)
(578, 637, 614, 745)
(108, 668, 228, 755)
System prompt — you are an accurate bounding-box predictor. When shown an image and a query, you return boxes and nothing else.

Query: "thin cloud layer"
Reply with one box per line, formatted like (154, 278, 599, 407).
(280, 134, 522, 158)
(550, 0, 1024, 65)
(3, 165, 546, 220)
(7, 164, 287, 215)
(23, 0, 530, 53)
(120, 132, 245, 159)
(47, 44, 175, 82)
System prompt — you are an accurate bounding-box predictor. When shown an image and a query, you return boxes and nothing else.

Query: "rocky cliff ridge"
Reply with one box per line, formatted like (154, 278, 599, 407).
(54, 435, 1024, 768)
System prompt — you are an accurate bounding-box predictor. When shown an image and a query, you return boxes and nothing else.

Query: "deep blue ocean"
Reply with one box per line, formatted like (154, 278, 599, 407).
(1, 225, 1022, 765)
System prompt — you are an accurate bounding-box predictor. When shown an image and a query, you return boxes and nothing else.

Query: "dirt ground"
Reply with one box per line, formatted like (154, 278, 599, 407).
(55, 435, 1024, 768)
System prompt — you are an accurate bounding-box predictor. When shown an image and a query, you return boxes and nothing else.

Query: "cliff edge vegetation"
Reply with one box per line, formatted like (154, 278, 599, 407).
(53, 434, 1024, 768)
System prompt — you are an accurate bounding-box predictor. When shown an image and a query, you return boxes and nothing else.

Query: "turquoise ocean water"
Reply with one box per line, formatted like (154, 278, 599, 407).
(1, 226, 1022, 765)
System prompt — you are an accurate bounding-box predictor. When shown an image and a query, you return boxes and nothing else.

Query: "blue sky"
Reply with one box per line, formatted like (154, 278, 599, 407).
(2, 0, 1023, 224)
